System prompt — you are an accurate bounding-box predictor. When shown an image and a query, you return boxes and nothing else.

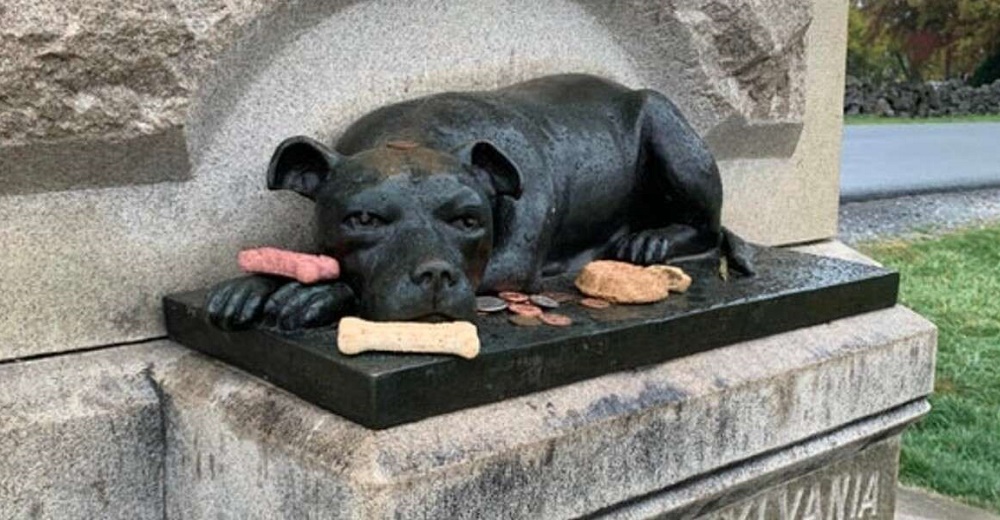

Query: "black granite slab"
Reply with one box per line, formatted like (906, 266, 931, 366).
(163, 248, 898, 429)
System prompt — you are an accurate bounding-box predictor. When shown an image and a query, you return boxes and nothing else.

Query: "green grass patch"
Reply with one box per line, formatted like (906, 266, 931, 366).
(858, 226, 1000, 512)
(845, 114, 1000, 125)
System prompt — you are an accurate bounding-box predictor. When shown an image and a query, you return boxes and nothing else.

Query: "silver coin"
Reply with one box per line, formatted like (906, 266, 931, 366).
(476, 296, 508, 313)
(529, 294, 560, 309)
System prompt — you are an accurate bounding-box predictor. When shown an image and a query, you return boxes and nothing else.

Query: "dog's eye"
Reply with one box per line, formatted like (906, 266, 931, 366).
(449, 215, 481, 231)
(344, 211, 386, 229)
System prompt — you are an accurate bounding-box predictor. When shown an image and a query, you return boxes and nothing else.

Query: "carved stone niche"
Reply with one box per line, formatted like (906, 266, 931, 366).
(0, 0, 845, 375)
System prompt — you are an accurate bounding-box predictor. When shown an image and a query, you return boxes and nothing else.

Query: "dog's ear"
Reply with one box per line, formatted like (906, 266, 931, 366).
(455, 141, 523, 200)
(267, 136, 343, 200)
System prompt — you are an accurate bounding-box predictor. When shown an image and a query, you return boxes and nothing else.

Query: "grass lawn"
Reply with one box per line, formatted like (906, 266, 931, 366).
(858, 225, 1000, 512)
(845, 114, 1000, 125)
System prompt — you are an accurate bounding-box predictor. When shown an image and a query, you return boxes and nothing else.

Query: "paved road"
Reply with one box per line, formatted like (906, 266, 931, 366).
(840, 123, 1000, 201)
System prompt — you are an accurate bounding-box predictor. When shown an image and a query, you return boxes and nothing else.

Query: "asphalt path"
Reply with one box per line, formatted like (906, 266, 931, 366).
(840, 122, 1000, 201)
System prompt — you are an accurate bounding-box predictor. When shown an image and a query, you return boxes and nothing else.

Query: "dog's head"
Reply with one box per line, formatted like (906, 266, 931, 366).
(267, 136, 522, 322)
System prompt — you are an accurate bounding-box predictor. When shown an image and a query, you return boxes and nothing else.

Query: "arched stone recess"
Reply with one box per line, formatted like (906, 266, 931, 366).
(0, 0, 832, 361)
(185, 0, 643, 165)
(186, 0, 812, 166)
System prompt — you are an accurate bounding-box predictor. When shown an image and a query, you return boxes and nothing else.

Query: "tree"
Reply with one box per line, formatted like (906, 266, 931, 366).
(958, 0, 1000, 84)
(851, 0, 1000, 83)
(846, 5, 908, 83)
(971, 47, 1000, 86)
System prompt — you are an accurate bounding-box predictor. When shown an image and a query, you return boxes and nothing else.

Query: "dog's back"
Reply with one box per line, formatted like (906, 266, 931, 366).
(335, 75, 645, 259)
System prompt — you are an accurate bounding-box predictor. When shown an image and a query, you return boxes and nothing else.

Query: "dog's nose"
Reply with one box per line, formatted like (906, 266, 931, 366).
(411, 260, 459, 289)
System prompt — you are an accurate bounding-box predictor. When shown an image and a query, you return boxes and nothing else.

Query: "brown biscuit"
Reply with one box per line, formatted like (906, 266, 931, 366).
(574, 260, 692, 304)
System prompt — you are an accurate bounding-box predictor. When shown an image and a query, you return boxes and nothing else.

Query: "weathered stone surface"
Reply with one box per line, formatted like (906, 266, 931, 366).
(0, 0, 846, 360)
(792, 239, 882, 266)
(0, 0, 278, 194)
(697, 437, 899, 520)
(577, 0, 813, 159)
(0, 300, 934, 518)
(0, 0, 277, 146)
(0, 128, 191, 194)
(720, 0, 848, 247)
(0, 343, 183, 520)
(0, 0, 812, 196)
(159, 304, 934, 518)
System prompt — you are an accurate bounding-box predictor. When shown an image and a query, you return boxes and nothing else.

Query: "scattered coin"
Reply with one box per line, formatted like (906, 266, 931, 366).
(580, 297, 611, 309)
(508, 315, 542, 327)
(529, 294, 560, 309)
(386, 140, 420, 150)
(539, 313, 573, 327)
(476, 296, 508, 313)
(508, 303, 543, 317)
(498, 291, 530, 303)
(541, 291, 577, 303)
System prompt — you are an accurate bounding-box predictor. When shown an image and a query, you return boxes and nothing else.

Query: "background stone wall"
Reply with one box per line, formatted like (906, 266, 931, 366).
(845, 78, 1000, 117)
(0, 0, 848, 360)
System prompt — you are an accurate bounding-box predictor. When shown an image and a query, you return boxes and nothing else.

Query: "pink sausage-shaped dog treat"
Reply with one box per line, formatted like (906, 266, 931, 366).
(238, 247, 340, 284)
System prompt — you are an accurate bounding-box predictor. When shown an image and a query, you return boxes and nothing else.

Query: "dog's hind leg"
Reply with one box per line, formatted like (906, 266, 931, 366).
(606, 90, 725, 266)
(609, 89, 755, 275)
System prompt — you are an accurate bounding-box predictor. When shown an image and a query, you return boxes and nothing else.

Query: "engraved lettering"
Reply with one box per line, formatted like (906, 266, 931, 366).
(827, 473, 852, 520)
(856, 472, 879, 518)
(851, 472, 864, 517)
(779, 487, 805, 520)
(734, 502, 754, 520)
(801, 482, 822, 520)
(719, 502, 754, 520)
(706, 469, 885, 520)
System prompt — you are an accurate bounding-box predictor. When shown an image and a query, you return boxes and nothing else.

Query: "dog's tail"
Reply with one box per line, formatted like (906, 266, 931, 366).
(720, 227, 756, 278)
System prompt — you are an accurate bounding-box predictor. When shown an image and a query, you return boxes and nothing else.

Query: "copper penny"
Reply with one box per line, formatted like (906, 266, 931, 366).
(508, 315, 542, 327)
(529, 294, 560, 309)
(476, 296, 508, 313)
(541, 291, 577, 303)
(539, 313, 573, 327)
(580, 297, 612, 309)
(508, 303, 543, 317)
(386, 140, 419, 150)
(498, 291, 530, 303)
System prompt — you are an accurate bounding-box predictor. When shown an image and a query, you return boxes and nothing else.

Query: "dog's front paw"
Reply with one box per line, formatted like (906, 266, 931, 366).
(206, 276, 284, 331)
(262, 282, 357, 330)
(612, 230, 672, 266)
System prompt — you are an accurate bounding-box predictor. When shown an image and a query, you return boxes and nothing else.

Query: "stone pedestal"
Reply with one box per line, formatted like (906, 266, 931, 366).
(0, 274, 935, 518)
(157, 305, 932, 519)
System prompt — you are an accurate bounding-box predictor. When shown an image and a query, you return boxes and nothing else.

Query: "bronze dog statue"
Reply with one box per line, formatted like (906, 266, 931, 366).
(207, 74, 751, 330)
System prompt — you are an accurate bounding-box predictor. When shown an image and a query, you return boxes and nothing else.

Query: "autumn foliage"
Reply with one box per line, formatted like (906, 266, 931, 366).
(848, 0, 1000, 85)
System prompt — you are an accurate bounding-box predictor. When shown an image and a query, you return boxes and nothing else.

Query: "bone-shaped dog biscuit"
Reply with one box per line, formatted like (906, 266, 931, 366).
(238, 247, 340, 284)
(337, 317, 480, 359)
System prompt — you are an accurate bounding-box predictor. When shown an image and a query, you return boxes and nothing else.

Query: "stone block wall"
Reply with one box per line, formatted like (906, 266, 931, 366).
(845, 78, 1000, 117)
